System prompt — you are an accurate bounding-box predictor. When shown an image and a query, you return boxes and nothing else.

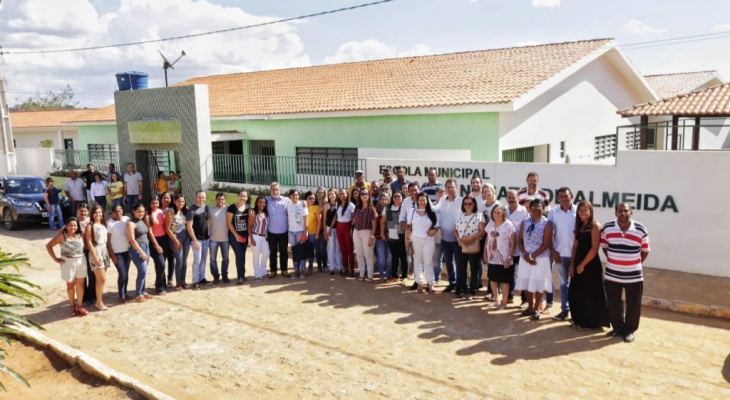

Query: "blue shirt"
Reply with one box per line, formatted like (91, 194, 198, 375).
(266, 195, 291, 234)
(390, 179, 410, 194)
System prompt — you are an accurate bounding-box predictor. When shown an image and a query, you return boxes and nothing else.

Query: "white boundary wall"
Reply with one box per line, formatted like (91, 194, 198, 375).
(15, 148, 54, 177)
(367, 150, 730, 278)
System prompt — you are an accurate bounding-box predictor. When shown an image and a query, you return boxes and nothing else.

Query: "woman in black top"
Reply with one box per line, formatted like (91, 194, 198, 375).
(226, 190, 251, 284)
(568, 200, 610, 330)
(382, 191, 407, 283)
(127, 203, 152, 303)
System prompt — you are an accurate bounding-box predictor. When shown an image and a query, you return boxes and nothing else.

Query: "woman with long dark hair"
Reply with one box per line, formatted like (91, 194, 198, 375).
(248, 195, 270, 281)
(147, 196, 169, 295)
(90, 173, 108, 212)
(127, 203, 152, 302)
(374, 193, 391, 282)
(84, 205, 111, 310)
(352, 188, 378, 282)
(46, 217, 88, 316)
(568, 200, 610, 330)
(323, 188, 342, 275)
(159, 191, 175, 286)
(107, 205, 131, 303)
(166, 195, 191, 290)
(406, 192, 440, 294)
(227, 190, 251, 284)
(314, 186, 328, 272)
(305, 190, 320, 275)
(332, 188, 355, 277)
(382, 191, 407, 284)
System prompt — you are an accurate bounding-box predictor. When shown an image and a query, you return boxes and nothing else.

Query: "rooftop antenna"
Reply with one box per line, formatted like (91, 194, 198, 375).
(159, 50, 186, 87)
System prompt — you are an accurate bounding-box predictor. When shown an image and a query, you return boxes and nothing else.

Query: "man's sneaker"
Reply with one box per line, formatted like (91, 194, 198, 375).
(553, 310, 569, 321)
(442, 284, 454, 293)
(222, 277, 231, 283)
(291, 274, 298, 280)
(200, 279, 213, 286)
(212, 278, 220, 285)
(623, 333, 635, 343)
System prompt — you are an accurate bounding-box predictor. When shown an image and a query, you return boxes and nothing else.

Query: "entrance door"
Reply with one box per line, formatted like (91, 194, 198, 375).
(248, 140, 276, 185)
(63, 139, 75, 168)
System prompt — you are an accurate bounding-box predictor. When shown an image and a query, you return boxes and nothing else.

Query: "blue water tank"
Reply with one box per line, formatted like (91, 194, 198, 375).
(115, 71, 149, 91)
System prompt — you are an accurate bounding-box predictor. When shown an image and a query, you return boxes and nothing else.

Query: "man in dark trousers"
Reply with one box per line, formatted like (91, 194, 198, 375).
(601, 203, 650, 343)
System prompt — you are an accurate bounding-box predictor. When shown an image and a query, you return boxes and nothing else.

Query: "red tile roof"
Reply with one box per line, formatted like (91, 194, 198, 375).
(618, 82, 730, 117)
(644, 71, 720, 99)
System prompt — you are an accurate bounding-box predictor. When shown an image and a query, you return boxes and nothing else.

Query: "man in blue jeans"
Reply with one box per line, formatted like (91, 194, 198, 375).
(433, 179, 463, 293)
(187, 190, 212, 289)
(548, 187, 576, 320)
(123, 162, 143, 214)
(208, 192, 231, 283)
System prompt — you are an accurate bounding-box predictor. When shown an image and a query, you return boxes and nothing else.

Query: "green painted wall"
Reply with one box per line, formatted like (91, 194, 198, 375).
(77, 125, 118, 150)
(78, 112, 500, 162)
(212, 112, 500, 161)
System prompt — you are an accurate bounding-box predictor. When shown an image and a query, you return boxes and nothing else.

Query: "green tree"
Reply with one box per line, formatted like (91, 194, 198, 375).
(11, 84, 79, 111)
(0, 248, 44, 393)
(39, 140, 54, 148)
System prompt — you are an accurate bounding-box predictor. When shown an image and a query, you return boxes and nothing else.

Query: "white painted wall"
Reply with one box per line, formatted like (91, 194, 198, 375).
(358, 147, 471, 161)
(367, 150, 730, 278)
(499, 55, 647, 164)
(15, 148, 54, 176)
(13, 128, 78, 149)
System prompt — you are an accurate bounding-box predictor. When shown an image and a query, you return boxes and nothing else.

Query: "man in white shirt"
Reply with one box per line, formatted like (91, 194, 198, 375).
(505, 189, 528, 305)
(63, 170, 86, 215)
(433, 178, 464, 293)
(123, 163, 143, 213)
(548, 187, 576, 320)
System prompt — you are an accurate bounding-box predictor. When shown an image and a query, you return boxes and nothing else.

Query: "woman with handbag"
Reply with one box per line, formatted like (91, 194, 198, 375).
(454, 195, 485, 300)
(484, 204, 516, 310)
(406, 192, 440, 294)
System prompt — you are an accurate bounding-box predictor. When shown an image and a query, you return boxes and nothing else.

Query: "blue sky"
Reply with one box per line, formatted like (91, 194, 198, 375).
(2, 0, 730, 107)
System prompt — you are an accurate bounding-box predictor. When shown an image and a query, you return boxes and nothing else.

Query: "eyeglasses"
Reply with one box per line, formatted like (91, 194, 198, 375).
(307, 197, 315, 200)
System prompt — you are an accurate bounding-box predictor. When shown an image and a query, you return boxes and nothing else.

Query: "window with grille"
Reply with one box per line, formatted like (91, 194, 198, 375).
(626, 129, 656, 150)
(502, 147, 534, 163)
(212, 142, 225, 154)
(87, 143, 118, 166)
(296, 147, 359, 176)
(594, 135, 617, 160)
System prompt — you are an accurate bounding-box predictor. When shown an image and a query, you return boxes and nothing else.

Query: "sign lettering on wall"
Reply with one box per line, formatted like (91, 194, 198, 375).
(378, 164, 678, 213)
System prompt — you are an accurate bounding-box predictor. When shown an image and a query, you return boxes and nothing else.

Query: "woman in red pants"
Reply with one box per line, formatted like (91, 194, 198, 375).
(332, 188, 355, 277)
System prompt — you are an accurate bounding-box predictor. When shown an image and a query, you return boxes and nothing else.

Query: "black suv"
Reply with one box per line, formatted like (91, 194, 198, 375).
(0, 176, 72, 230)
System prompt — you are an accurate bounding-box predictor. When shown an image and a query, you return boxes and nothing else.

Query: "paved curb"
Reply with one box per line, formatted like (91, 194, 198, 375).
(15, 326, 176, 400)
(642, 296, 730, 320)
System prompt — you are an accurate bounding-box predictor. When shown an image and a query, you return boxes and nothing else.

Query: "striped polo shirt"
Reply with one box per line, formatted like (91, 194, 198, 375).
(517, 187, 551, 207)
(600, 219, 650, 283)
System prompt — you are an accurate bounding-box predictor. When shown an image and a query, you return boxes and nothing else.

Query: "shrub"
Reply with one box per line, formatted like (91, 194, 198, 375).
(0, 248, 44, 392)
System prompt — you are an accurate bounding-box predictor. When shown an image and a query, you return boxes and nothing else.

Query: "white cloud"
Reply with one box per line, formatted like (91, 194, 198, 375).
(515, 40, 542, 47)
(531, 0, 562, 8)
(620, 19, 668, 35)
(711, 24, 730, 32)
(1, 0, 311, 107)
(322, 40, 432, 64)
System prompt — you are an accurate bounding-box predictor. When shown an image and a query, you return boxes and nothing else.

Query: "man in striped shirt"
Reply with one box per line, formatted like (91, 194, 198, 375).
(601, 202, 650, 343)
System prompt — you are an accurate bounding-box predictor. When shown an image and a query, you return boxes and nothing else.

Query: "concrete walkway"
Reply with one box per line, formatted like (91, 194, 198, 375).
(641, 267, 730, 319)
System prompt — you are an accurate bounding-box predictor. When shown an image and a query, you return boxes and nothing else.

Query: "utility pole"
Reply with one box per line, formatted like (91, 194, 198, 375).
(0, 47, 17, 176)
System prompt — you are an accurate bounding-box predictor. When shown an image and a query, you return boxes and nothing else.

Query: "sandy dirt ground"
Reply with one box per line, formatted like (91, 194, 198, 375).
(3, 340, 143, 399)
(3, 226, 729, 400)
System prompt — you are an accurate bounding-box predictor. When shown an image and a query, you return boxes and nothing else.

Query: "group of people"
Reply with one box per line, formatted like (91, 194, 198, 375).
(43, 162, 182, 230)
(44, 166, 650, 343)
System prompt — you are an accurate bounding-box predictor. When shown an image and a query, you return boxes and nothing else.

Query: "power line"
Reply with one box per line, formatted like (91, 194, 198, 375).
(619, 31, 730, 51)
(0, 0, 401, 56)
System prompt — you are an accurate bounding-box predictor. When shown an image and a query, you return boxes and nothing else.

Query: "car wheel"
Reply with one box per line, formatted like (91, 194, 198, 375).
(3, 208, 15, 231)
